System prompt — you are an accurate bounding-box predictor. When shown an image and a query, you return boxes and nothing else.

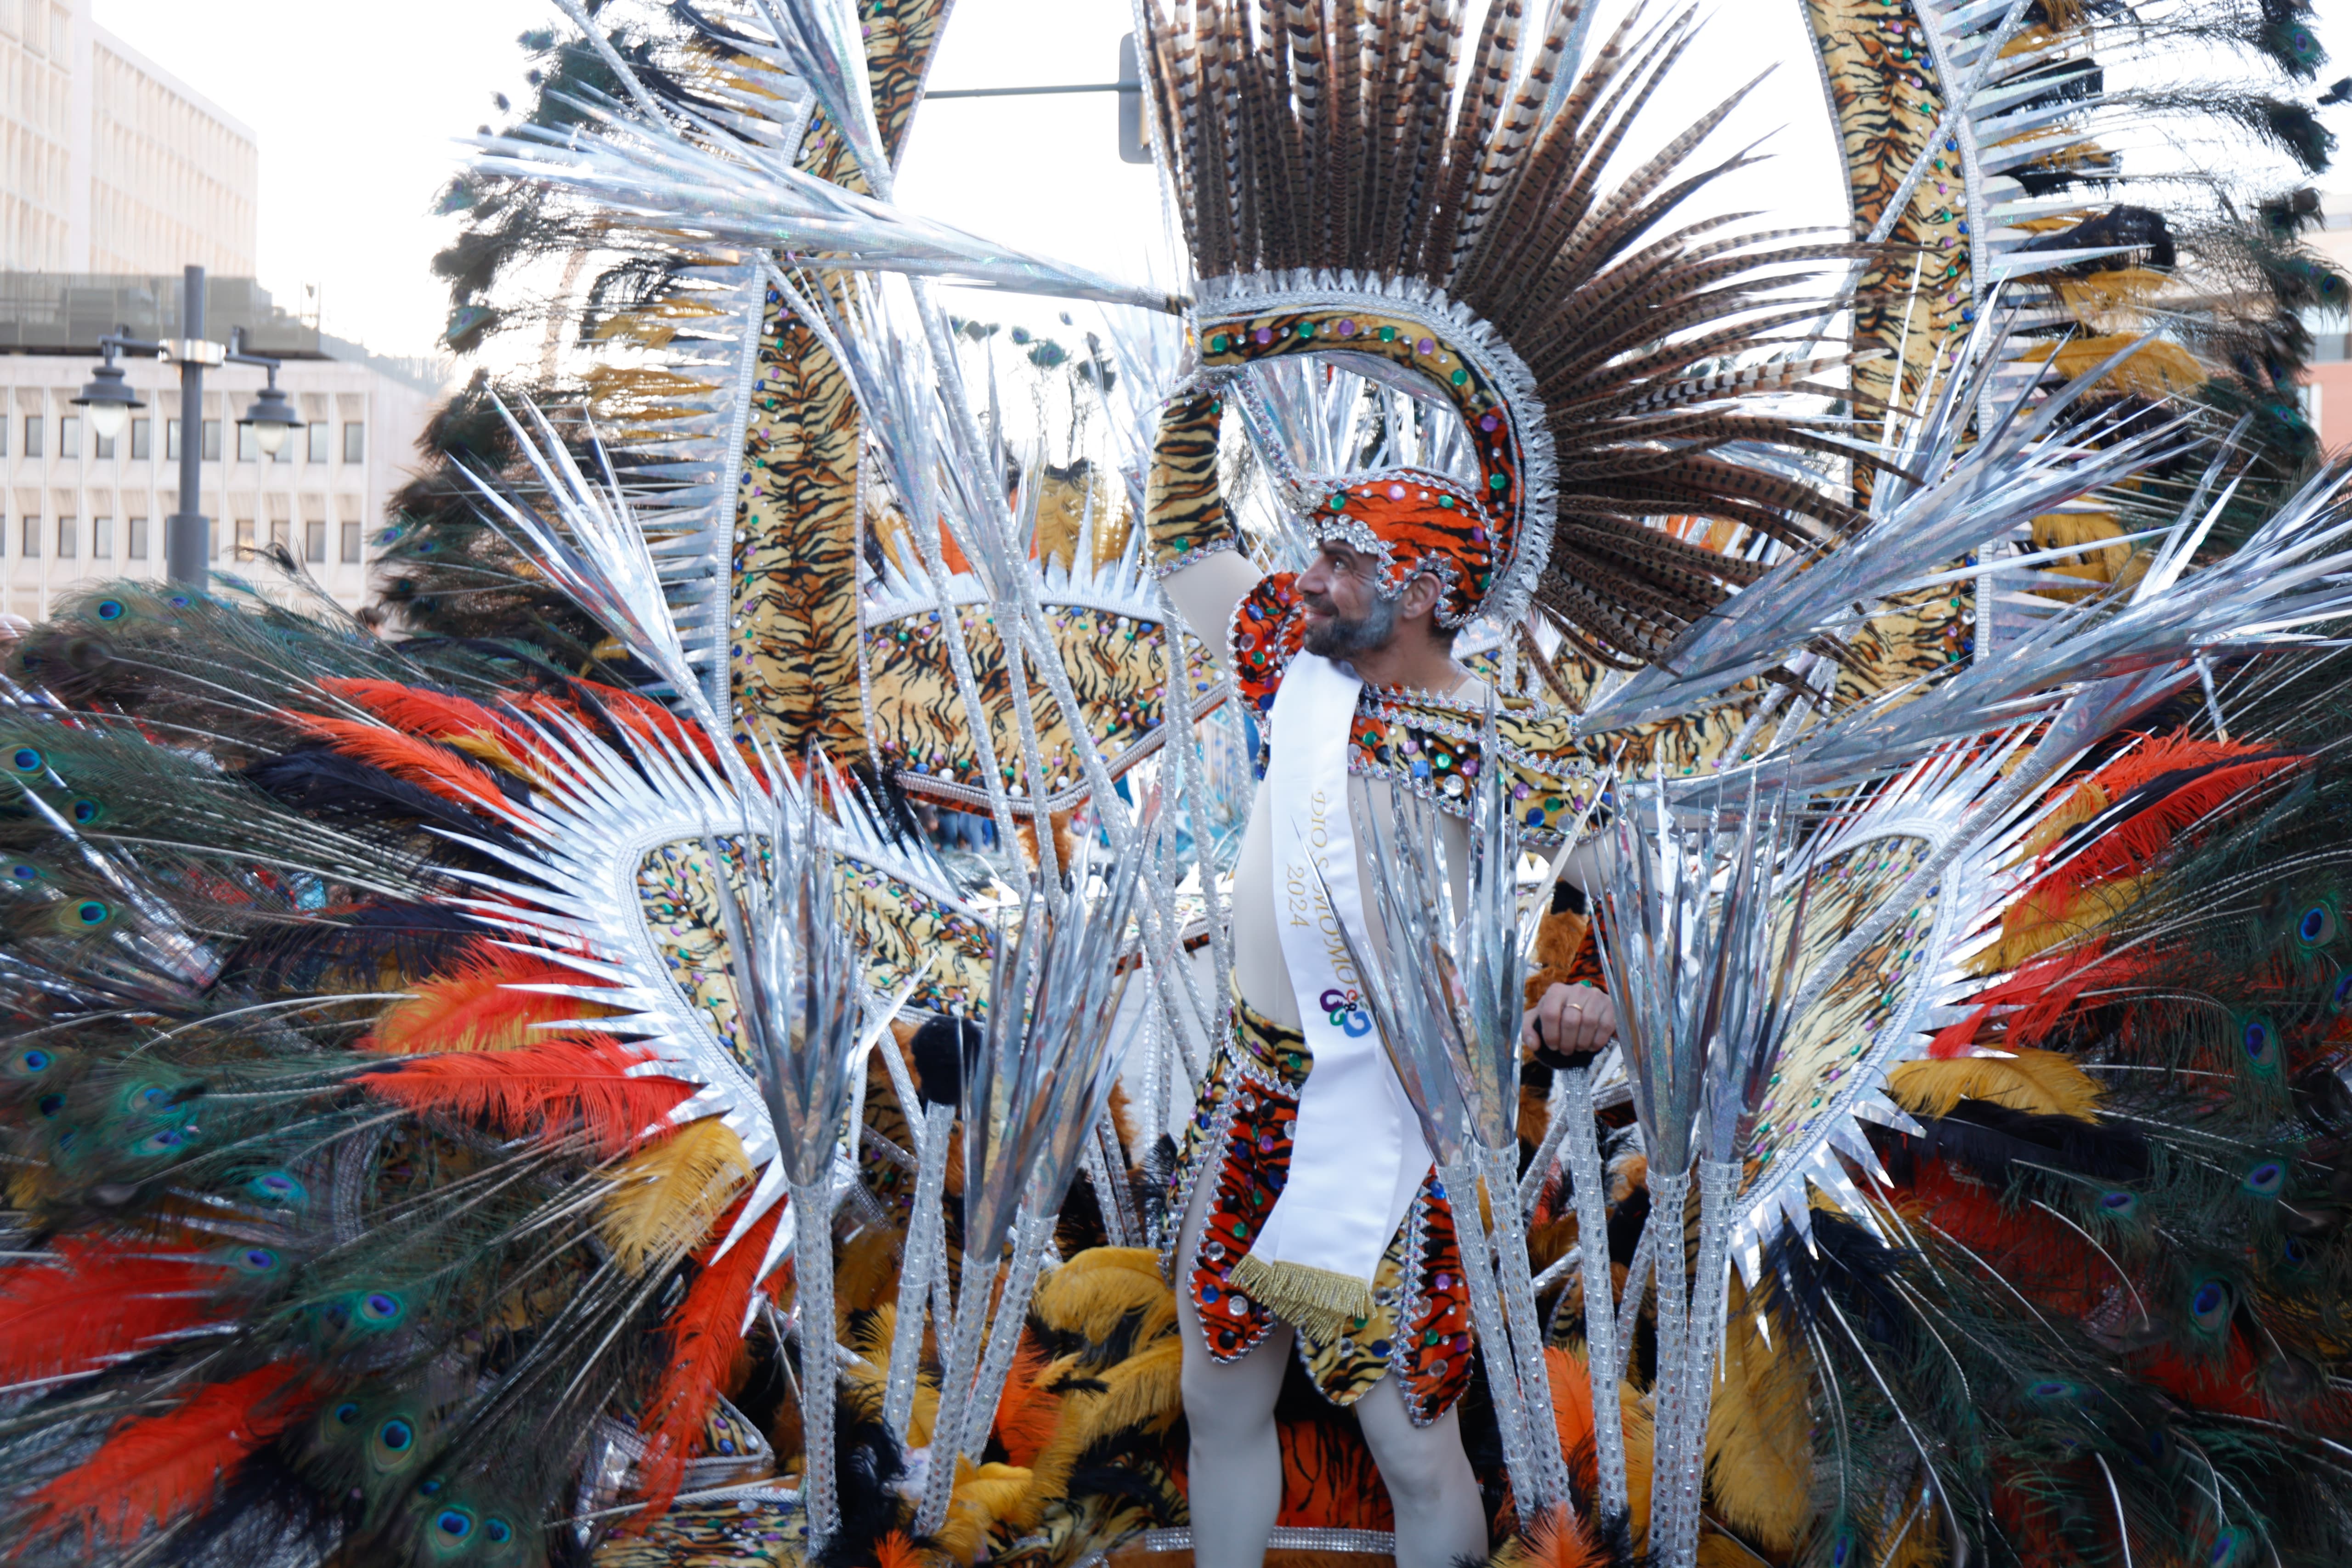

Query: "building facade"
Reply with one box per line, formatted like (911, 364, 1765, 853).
(0, 1, 256, 277)
(2299, 197, 2352, 455)
(0, 274, 441, 623)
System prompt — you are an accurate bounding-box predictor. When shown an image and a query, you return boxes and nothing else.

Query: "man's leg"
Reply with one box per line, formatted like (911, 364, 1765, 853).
(1352, 1379, 1490, 1568)
(1176, 1167, 1290, 1568)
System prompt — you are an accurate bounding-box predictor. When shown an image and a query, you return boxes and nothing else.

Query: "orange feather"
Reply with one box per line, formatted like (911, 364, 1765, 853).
(315, 679, 535, 754)
(992, 1338, 1063, 1469)
(631, 1205, 783, 1523)
(357, 1038, 695, 1158)
(367, 946, 615, 1055)
(0, 1240, 230, 1383)
(283, 715, 511, 814)
(1497, 1506, 1606, 1568)
(18, 1364, 306, 1545)
(2030, 745, 2302, 899)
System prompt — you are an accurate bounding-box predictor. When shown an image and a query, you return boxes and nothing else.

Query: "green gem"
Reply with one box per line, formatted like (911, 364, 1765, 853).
(1296, 322, 1313, 338)
(1175, 538, 1192, 552)
(1210, 334, 1228, 352)
(1378, 326, 1396, 342)
(1438, 495, 1456, 509)
(1450, 368, 1468, 385)
(1329, 492, 1350, 509)
(1488, 473, 1506, 490)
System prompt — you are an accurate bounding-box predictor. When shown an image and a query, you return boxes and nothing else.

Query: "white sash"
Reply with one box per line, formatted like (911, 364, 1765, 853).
(1231, 653, 1432, 1337)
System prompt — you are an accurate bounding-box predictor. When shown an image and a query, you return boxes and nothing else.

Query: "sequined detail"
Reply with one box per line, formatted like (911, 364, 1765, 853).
(1171, 996, 1474, 1423)
(1229, 574, 1608, 849)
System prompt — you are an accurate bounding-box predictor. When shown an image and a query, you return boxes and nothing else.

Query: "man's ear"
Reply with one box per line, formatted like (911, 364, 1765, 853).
(1397, 570, 1445, 624)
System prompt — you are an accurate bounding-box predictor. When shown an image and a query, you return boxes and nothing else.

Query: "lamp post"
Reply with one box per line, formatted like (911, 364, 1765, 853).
(70, 265, 305, 585)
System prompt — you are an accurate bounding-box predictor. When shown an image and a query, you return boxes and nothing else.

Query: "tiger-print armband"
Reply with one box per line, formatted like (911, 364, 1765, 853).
(1146, 386, 1238, 578)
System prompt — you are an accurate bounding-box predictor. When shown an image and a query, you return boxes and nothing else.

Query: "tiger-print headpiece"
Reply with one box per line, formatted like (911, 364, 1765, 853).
(1196, 284, 1544, 631)
(1143, 2, 1876, 668)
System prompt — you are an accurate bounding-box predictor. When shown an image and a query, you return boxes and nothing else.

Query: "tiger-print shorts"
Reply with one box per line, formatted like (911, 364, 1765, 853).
(1167, 995, 1476, 1425)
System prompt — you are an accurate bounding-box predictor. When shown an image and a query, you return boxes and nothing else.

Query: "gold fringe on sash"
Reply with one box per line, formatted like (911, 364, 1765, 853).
(1227, 1252, 1375, 1343)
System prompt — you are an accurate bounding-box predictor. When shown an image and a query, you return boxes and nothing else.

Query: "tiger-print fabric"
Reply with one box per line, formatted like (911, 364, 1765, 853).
(1805, 0, 1973, 412)
(731, 299, 868, 764)
(1146, 388, 1235, 576)
(728, 0, 954, 765)
(865, 600, 1221, 812)
(1169, 995, 1476, 1424)
(634, 834, 993, 1041)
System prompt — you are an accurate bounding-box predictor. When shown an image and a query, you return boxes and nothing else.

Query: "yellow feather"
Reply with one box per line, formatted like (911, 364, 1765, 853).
(2029, 510, 2145, 594)
(1030, 1246, 1179, 1347)
(842, 1305, 941, 1448)
(595, 1119, 753, 1274)
(1887, 1047, 2104, 1122)
(1971, 875, 2147, 974)
(2014, 779, 2110, 864)
(836, 1224, 905, 1316)
(1702, 1279, 1813, 1554)
(936, 1458, 1033, 1564)
(2021, 334, 2208, 402)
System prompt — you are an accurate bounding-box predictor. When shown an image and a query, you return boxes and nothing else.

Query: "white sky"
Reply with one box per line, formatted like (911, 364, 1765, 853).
(83, 0, 2352, 365)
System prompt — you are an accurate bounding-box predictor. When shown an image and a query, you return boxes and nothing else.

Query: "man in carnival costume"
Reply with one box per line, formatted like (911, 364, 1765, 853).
(1130, 3, 1898, 1560)
(1155, 448, 1621, 1568)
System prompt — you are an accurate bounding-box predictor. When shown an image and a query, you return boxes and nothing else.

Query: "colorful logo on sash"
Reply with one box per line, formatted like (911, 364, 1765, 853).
(1319, 987, 1374, 1038)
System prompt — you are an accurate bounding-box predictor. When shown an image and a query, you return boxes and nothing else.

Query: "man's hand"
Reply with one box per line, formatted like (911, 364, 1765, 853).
(1523, 982, 1617, 1064)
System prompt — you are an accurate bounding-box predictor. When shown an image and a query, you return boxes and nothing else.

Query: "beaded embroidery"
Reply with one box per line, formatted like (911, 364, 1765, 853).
(1228, 573, 1608, 848)
(1171, 996, 1475, 1424)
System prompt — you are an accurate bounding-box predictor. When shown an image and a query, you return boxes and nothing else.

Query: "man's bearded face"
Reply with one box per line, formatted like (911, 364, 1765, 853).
(1300, 584, 1399, 658)
(1298, 539, 1404, 659)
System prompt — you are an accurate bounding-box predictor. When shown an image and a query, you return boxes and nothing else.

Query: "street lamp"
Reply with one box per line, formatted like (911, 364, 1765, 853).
(70, 349, 143, 444)
(232, 338, 302, 459)
(68, 268, 307, 583)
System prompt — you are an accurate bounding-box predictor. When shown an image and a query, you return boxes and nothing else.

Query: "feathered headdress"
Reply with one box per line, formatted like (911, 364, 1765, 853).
(1141, 0, 1878, 666)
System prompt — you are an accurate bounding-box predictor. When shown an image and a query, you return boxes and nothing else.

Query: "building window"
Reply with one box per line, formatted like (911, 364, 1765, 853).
(55, 517, 74, 559)
(270, 518, 289, 553)
(166, 419, 179, 460)
(237, 423, 256, 463)
(127, 517, 147, 559)
(341, 516, 362, 563)
(203, 420, 221, 462)
(234, 517, 254, 554)
(130, 418, 150, 460)
(342, 422, 365, 464)
(58, 415, 78, 459)
(19, 518, 35, 558)
(305, 516, 326, 563)
(93, 430, 113, 460)
(24, 416, 41, 459)
(307, 423, 329, 464)
(0, 417, 10, 458)
(92, 517, 111, 558)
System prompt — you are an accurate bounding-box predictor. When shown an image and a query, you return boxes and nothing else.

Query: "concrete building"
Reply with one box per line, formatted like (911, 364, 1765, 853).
(2298, 197, 2352, 455)
(0, 273, 441, 623)
(0, 1, 257, 276)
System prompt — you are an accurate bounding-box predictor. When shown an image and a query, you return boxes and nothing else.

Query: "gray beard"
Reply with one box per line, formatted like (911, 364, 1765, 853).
(1300, 593, 1399, 660)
